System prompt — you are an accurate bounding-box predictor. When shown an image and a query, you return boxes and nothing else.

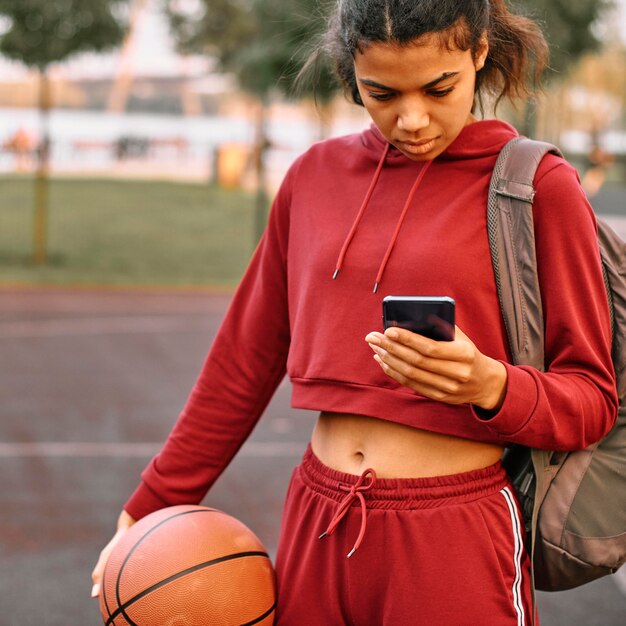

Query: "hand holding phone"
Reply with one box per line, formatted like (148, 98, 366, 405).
(382, 296, 455, 341)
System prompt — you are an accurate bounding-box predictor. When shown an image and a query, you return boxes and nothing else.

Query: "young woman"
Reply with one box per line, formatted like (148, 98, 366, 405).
(92, 1, 618, 623)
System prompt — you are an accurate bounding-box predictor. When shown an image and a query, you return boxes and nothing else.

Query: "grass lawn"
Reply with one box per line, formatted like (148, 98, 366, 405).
(0, 175, 259, 287)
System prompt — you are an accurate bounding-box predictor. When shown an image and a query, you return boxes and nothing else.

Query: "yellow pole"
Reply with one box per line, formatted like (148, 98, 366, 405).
(33, 179, 48, 265)
(33, 68, 50, 265)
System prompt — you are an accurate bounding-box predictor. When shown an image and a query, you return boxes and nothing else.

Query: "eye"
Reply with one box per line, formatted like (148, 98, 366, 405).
(367, 91, 395, 101)
(428, 87, 454, 98)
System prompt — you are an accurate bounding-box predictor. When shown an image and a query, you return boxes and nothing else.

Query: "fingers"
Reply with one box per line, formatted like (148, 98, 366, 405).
(91, 528, 123, 598)
(365, 325, 483, 405)
(91, 511, 136, 599)
(372, 353, 466, 403)
(91, 538, 113, 598)
(371, 346, 470, 392)
(367, 328, 454, 356)
(366, 328, 473, 380)
(366, 326, 507, 409)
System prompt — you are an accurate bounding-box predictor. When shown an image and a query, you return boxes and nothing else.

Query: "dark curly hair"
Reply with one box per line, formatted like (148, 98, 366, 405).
(313, 0, 548, 112)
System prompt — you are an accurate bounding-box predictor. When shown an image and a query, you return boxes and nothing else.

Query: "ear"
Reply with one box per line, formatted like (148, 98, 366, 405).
(474, 34, 489, 71)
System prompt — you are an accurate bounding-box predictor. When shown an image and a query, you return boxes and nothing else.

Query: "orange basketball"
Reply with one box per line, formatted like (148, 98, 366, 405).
(99, 505, 276, 625)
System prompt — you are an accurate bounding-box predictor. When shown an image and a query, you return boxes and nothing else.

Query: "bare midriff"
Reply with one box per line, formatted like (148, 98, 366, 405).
(311, 411, 504, 478)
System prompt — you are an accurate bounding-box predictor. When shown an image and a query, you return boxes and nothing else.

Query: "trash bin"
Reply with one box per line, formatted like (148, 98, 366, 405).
(216, 143, 250, 188)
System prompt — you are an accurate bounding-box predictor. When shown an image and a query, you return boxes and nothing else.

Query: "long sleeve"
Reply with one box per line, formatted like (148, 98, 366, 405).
(124, 163, 296, 520)
(472, 159, 619, 451)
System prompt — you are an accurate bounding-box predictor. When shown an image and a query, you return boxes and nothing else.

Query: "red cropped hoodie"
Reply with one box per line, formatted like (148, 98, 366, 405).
(125, 120, 618, 520)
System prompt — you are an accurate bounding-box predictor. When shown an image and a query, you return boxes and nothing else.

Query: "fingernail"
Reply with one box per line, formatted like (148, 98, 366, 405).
(365, 332, 382, 344)
(385, 329, 399, 340)
(91, 583, 100, 598)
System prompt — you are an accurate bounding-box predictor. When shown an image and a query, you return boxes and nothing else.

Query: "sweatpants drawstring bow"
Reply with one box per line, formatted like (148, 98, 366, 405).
(318, 467, 377, 558)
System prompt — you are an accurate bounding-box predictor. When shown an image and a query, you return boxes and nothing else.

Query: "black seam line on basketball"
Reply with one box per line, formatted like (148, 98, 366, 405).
(114, 508, 219, 626)
(240, 601, 277, 626)
(105, 551, 270, 626)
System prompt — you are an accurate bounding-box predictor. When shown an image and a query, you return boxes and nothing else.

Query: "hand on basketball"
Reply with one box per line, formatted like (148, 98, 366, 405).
(91, 509, 136, 598)
(365, 326, 507, 411)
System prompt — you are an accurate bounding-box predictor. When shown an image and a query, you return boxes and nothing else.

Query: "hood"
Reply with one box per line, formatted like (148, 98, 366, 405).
(335, 118, 518, 292)
(361, 119, 519, 163)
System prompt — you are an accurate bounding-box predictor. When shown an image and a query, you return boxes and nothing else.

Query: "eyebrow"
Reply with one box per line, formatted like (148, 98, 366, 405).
(358, 72, 459, 91)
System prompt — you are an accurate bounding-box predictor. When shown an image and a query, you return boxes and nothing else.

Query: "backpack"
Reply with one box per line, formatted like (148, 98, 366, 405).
(488, 137, 626, 592)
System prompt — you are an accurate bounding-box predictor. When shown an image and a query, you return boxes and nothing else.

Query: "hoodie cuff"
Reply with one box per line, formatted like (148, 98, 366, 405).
(124, 481, 170, 521)
(471, 361, 538, 438)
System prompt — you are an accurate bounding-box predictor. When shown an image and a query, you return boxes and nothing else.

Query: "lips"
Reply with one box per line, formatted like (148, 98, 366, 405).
(395, 137, 439, 156)
(398, 138, 437, 147)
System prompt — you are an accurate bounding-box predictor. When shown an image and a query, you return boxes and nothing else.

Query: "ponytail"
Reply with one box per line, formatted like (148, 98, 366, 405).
(479, 0, 549, 109)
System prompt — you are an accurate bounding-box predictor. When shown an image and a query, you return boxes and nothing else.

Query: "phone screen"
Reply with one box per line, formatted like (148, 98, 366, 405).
(382, 296, 455, 341)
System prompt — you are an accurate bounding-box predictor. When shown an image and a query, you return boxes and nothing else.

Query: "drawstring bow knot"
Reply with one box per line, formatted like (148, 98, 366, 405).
(318, 468, 377, 558)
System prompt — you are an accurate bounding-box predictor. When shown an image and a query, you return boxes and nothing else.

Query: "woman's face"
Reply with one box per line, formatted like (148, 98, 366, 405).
(354, 35, 488, 161)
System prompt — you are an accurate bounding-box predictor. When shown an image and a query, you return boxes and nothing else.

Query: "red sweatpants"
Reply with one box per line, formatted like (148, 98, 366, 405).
(274, 446, 535, 626)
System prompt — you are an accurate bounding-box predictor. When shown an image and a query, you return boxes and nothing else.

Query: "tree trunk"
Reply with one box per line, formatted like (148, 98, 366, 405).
(520, 98, 538, 138)
(253, 96, 270, 246)
(34, 68, 51, 265)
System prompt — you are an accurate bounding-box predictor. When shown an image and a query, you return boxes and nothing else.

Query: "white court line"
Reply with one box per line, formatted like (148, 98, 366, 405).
(0, 293, 232, 315)
(0, 315, 212, 339)
(0, 441, 306, 458)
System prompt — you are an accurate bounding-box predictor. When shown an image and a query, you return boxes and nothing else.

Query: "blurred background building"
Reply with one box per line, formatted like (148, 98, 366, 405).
(0, 0, 620, 186)
(0, 0, 368, 188)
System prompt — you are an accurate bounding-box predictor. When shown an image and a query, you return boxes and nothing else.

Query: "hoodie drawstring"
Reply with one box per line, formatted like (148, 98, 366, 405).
(332, 143, 390, 281)
(372, 159, 433, 293)
(318, 467, 377, 558)
(332, 143, 433, 293)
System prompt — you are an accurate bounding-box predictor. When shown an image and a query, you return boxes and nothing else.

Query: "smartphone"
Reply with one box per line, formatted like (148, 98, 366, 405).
(382, 296, 455, 341)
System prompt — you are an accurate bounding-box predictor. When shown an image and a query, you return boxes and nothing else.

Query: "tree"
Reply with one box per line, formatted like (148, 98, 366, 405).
(164, 0, 338, 242)
(0, 0, 130, 263)
(515, 0, 612, 135)
(164, 0, 335, 99)
(273, 0, 339, 139)
(521, 0, 612, 76)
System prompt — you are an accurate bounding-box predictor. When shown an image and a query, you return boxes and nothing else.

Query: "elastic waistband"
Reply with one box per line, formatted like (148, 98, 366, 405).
(299, 445, 509, 510)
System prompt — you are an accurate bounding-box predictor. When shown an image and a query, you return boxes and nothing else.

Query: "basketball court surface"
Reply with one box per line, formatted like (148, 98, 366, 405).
(2, 211, 626, 625)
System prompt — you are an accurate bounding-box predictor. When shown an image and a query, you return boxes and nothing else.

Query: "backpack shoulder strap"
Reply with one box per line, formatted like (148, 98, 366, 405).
(489, 138, 565, 623)
(597, 219, 626, 390)
(487, 137, 562, 370)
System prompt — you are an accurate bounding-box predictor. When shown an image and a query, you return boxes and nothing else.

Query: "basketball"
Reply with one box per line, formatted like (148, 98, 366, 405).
(99, 505, 276, 625)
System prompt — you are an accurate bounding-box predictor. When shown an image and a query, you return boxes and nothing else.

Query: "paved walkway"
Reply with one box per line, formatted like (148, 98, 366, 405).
(1, 210, 626, 624)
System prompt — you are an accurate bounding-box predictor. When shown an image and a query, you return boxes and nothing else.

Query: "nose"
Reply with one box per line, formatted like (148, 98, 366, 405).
(397, 98, 430, 133)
